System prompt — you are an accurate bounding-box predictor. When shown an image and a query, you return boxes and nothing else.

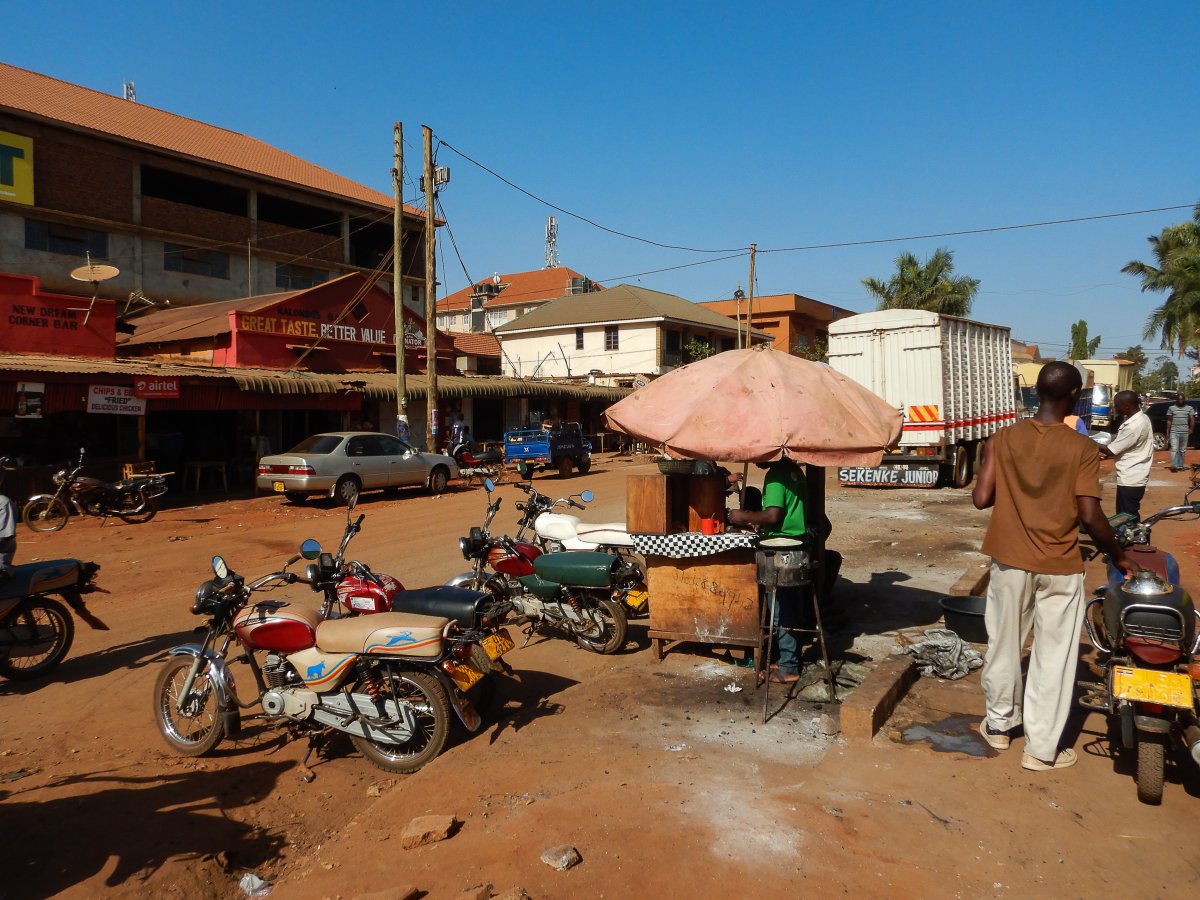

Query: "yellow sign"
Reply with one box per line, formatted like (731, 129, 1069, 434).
(0, 130, 34, 206)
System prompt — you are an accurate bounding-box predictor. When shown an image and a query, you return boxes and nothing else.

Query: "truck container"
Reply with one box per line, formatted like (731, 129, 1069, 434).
(827, 309, 1016, 488)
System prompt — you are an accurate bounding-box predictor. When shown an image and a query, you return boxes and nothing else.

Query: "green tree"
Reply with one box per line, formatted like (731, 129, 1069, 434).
(1070, 320, 1101, 359)
(682, 338, 716, 364)
(861, 248, 980, 317)
(1122, 344, 1149, 390)
(1122, 202, 1200, 355)
(794, 337, 828, 363)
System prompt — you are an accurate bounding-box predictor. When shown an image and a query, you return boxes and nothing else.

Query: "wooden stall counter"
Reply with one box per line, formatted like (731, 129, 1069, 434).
(631, 532, 761, 660)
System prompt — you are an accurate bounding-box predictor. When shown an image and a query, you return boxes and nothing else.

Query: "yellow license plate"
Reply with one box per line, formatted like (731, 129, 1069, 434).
(1112, 666, 1194, 708)
(273, 481, 285, 492)
(625, 589, 649, 609)
(447, 660, 485, 692)
(481, 629, 515, 661)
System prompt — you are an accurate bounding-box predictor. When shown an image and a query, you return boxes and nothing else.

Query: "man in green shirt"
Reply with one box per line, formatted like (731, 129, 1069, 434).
(728, 457, 808, 683)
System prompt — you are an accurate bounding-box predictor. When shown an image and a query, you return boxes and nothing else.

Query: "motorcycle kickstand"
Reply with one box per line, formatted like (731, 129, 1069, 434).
(519, 623, 538, 649)
(298, 731, 333, 782)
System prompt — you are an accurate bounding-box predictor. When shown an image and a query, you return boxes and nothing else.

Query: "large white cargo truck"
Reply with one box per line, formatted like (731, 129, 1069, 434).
(827, 309, 1016, 488)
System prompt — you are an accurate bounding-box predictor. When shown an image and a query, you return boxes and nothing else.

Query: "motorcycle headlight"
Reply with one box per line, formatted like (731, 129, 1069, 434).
(52, 469, 66, 486)
(459, 536, 471, 559)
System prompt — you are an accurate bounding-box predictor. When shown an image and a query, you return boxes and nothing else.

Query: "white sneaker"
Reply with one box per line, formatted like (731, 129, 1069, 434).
(1021, 748, 1077, 771)
(978, 720, 1010, 750)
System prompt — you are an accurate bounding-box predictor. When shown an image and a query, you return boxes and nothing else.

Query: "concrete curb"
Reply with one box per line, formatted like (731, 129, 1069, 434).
(840, 655, 919, 741)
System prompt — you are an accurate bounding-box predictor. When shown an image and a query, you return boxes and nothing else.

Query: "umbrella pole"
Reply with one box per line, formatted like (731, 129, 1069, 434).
(761, 584, 777, 724)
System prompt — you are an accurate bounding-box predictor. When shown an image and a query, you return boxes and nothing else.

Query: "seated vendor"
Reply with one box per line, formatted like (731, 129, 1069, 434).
(727, 457, 807, 684)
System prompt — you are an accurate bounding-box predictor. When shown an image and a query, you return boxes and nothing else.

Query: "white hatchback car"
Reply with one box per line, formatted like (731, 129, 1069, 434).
(256, 432, 459, 505)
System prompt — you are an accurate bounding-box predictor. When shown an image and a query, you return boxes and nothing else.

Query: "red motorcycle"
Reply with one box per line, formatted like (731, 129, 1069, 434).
(23, 448, 168, 532)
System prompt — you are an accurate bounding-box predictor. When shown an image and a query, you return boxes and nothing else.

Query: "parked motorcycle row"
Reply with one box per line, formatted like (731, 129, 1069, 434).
(23, 447, 169, 532)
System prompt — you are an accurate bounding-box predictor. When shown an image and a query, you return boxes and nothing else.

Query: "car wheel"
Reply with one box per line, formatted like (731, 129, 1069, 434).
(428, 466, 449, 495)
(1152, 432, 1168, 452)
(334, 476, 360, 506)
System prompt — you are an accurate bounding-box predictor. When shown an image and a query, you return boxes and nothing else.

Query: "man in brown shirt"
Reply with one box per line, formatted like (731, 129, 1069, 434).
(973, 361, 1135, 771)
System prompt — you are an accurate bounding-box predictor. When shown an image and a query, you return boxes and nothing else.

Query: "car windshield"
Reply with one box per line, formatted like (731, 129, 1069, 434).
(287, 435, 342, 454)
(1092, 385, 1110, 405)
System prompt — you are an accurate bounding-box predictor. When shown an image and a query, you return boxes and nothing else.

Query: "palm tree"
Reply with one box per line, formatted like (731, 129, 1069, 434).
(862, 248, 980, 317)
(1070, 320, 1101, 359)
(1123, 203, 1200, 355)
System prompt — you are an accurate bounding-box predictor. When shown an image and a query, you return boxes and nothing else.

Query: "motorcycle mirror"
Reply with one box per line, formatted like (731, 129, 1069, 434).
(484, 477, 495, 493)
(212, 556, 228, 579)
(579, 490, 594, 503)
(300, 538, 322, 560)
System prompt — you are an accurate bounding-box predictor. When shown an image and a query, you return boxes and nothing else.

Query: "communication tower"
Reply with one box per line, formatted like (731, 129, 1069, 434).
(544, 215, 559, 269)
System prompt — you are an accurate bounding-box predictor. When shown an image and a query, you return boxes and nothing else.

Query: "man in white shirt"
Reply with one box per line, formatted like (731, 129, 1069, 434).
(1100, 391, 1154, 521)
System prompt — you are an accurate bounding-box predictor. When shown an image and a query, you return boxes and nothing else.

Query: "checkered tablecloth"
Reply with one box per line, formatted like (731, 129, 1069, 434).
(631, 532, 757, 559)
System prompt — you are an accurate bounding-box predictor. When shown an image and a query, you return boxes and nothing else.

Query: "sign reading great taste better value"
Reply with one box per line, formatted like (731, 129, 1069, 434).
(235, 311, 425, 347)
(87, 385, 145, 416)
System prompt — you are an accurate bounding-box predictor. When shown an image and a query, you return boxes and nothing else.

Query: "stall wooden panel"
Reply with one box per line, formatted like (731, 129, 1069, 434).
(646, 549, 761, 658)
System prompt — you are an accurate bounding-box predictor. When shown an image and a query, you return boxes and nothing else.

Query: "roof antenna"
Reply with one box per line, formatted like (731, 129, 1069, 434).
(69, 252, 120, 325)
(123, 81, 136, 102)
(544, 215, 559, 269)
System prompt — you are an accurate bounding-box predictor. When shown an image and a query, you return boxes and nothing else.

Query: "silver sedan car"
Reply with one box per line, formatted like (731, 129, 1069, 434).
(256, 432, 459, 505)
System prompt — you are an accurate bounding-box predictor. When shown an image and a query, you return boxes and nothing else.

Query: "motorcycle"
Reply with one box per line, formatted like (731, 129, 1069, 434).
(23, 448, 168, 532)
(1078, 489, 1200, 803)
(152, 544, 509, 774)
(304, 500, 516, 714)
(513, 480, 649, 617)
(449, 441, 506, 486)
(0, 558, 105, 679)
(447, 478, 636, 654)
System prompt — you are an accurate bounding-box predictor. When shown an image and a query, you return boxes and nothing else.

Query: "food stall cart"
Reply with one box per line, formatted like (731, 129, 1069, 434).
(604, 346, 900, 678)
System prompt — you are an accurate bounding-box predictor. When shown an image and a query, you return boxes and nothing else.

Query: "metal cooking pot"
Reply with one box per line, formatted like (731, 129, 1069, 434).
(755, 537, 812, 588)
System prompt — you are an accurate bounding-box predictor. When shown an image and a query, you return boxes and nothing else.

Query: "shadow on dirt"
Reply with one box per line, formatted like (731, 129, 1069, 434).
(483, 667, 579, 746)
(0, 761, 291, 896)
(0, 629, 196, 695)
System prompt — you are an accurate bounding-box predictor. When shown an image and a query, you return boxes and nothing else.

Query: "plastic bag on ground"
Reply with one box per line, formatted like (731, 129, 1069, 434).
(903, 628, 983, 679)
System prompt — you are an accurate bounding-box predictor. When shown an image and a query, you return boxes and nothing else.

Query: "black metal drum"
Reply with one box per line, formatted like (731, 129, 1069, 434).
(755, 537, 812, 588)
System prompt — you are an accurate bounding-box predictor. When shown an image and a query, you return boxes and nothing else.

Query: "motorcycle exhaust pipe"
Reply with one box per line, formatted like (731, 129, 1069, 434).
(1184, 724, 1200, 766)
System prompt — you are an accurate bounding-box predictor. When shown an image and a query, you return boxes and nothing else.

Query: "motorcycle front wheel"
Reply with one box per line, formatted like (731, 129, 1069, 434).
(23, 497, 70, 532)
(116, 496, 158, 524)
(573, 596, 628, 655)
(152, 657, 225, 756)
(350, 668, 450, 774)
(1136, 732, 1166, 804)
(0, 597, 75, 679)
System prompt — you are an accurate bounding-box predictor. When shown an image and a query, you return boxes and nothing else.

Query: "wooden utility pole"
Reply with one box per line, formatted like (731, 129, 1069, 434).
(746, 243, 757, 347)
(423, 125, 439, 451)
(392, 122, 408, 435)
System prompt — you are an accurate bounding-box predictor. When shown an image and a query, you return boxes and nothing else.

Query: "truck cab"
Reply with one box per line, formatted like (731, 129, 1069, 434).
(504, 422, 592, 477)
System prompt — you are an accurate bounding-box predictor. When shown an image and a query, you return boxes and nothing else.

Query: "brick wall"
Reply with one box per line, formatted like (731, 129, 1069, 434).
(141, 196, 250, 244)
(33, 137, 134, 222)
(257, 221, 345, 263)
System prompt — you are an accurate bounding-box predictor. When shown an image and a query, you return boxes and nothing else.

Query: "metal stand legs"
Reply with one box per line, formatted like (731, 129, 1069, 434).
(759, 581, 837, 723)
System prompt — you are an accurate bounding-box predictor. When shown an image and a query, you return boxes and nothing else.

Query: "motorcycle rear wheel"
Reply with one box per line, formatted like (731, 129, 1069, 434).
(23, 497, 70, 533)
(152, 657, 225, 756)
(0, 597, 74, 680)
(117, 497, 158, 524)
(1136, 732, 1166, 804)
(573, 596, 628, 655)
(350, 668, 450, 774)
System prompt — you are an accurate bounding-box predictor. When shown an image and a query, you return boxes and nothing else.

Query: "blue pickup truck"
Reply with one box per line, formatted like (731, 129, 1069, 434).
(504, 422, 592, 476)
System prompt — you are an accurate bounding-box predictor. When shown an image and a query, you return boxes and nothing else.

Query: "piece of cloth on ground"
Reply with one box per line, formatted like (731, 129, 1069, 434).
(903, 628, 984, 679)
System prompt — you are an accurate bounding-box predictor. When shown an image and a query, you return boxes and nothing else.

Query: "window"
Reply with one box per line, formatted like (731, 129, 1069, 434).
(487, 309, 507, 329)
(276, 263, 326, 290)
(164, 243, 230, 279)
(142, 165, 247, 216)
(665, 330, 682, 353)
(575, 327, 584, 350)
(25, 219, 108, 258)
(605, 325, 619, 352)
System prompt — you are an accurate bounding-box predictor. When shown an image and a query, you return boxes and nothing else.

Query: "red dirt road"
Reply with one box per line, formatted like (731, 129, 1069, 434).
(1, 454, 1197, 899)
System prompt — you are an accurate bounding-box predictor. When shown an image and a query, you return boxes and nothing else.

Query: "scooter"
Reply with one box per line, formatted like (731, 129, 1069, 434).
(1078, 488, 1200, 804)
(0, 558, 106, 679)
(448, 479, 637, 654)
(512, 481, 649, 617)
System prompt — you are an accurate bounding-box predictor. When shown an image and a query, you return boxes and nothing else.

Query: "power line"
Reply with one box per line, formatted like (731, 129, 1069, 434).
(434, 135, 748, 254)
(594, 252, 750, 285)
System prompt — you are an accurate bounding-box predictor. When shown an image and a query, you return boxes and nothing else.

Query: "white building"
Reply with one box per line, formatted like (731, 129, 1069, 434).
(493, 283, 766, 381)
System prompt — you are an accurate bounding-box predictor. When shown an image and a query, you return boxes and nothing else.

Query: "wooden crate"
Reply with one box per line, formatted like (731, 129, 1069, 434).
(627, 473, 690, 534)
(646, 549, 761, 648)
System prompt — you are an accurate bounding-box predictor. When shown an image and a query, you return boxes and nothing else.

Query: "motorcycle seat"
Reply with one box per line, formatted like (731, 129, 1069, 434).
(571, 525, 634, 548)
(0, 559, 83, 601)
(391, 585, 490, 628)
(316, 611, 449, 655)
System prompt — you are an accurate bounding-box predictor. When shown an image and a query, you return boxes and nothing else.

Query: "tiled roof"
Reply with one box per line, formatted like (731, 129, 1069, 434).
(438, 267, 598, 312)
(450, 332, 501, 358)
(701, 293, 857, 322)
(494, 283, 745, 334)
(0, 62, 416, 214)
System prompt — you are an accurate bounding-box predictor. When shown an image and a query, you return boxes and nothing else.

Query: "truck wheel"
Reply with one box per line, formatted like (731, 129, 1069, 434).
(576, 454, 592, 475)
(557, 456, 573, 477)
(950, 446, 971, 488)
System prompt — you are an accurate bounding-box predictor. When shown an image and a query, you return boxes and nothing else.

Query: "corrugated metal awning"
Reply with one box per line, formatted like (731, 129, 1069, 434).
(232, 372, 341, 394)
(342, 372, 629, 402)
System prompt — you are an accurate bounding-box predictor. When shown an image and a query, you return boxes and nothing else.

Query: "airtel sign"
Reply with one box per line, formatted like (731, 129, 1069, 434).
(132, 377, 180, 399)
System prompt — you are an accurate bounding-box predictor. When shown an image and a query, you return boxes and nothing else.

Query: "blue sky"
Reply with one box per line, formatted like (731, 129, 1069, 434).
(6, 1, 1199, 363)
